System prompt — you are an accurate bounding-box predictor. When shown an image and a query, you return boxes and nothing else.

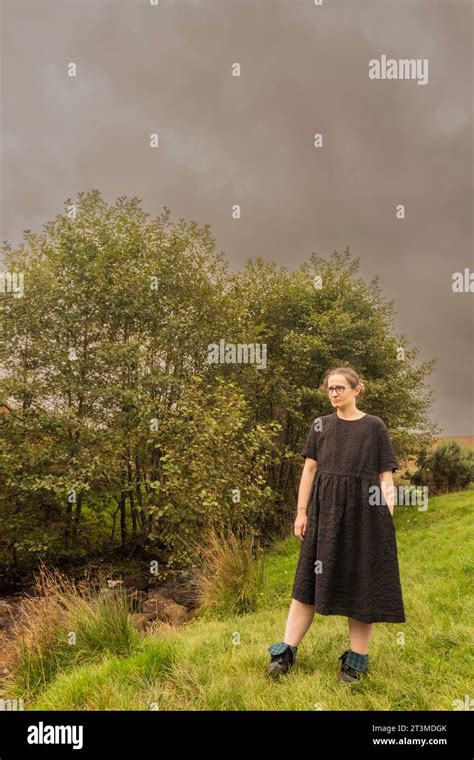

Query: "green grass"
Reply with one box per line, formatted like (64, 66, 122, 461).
(1, 569, 141, 700)
(4, 490, 474, 711)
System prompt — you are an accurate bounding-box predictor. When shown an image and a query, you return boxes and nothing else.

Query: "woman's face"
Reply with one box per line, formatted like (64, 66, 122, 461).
(327, 374, 360, 408)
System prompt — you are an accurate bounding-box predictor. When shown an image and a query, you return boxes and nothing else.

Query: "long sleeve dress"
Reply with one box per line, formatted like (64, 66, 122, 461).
(291, 412, 406, 624)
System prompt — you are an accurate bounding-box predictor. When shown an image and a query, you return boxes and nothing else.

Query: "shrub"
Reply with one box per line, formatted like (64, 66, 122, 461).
(411, 441, 474, 494)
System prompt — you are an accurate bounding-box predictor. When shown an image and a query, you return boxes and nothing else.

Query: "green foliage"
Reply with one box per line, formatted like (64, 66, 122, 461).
(411, 440, 474, 494)
(147, 377, 279, 568)
(0, 191, 438, 574)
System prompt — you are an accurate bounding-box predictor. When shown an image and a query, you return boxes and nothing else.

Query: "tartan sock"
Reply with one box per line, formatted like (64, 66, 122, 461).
(268, 642, 298, 666)
(346, 649, 369, 671)
(268, 642, 298, 655)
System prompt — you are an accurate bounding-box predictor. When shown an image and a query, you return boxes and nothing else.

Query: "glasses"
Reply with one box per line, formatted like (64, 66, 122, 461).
(327, 385, 347, 396)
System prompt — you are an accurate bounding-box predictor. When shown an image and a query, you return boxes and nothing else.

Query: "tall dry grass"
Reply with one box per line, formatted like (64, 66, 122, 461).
(191, 525, 267, 618)
(1, 563, 140, 700)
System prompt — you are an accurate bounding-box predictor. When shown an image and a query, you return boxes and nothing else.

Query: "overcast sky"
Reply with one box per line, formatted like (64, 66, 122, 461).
(1, 0, 472, 434)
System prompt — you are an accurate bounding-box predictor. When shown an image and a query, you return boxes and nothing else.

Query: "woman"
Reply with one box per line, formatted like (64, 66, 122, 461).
(267, 366, 406, 683)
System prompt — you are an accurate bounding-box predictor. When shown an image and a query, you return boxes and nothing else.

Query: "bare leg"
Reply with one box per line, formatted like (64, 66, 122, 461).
(283, 599, 315, 646)
(347, 617, 374, 655)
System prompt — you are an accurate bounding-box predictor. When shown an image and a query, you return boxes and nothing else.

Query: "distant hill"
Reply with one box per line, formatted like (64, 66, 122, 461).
(437, 435, 474, 448)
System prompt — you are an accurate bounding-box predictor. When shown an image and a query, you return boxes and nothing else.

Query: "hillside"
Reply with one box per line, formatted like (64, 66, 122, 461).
(5, 489, 471, 712)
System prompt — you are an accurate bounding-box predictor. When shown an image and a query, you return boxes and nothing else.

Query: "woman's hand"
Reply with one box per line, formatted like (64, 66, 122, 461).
(380, 474, 395, 517)
(294, 511, 307, 540)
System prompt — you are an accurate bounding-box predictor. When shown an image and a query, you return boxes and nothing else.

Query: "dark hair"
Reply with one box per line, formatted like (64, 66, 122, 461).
(319, 366, 365, 399)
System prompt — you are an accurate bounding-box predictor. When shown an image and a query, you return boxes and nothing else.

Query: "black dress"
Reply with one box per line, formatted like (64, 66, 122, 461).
(291, 412, 406, 624)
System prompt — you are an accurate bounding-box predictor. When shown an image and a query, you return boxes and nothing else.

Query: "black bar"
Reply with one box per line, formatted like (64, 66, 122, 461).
(0, 710, 471, 757)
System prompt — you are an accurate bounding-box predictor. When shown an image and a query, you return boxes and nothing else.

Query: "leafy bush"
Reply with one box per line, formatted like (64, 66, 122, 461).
(411, 441, 474, 494)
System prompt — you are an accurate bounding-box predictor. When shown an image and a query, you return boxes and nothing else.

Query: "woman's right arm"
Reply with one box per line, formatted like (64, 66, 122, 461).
(294, 458, 317, 540)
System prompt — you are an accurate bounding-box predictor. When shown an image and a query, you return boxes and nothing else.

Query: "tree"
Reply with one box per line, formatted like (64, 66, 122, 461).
(0, 193, 439, 575)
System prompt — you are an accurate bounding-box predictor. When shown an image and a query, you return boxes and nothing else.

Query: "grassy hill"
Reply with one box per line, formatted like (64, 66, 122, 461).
(437, 436, 474, 449)
(4, 490, 474, 711)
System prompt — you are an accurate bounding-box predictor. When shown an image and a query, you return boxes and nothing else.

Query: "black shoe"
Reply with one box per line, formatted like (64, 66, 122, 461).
(267, 641, 298, 676)
(338, 649, 369, 683)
